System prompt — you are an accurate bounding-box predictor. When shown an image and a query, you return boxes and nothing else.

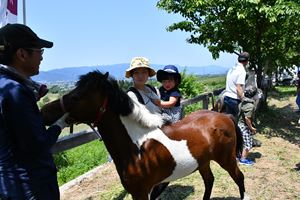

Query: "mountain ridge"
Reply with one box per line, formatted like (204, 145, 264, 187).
(32, 64, 229, 83)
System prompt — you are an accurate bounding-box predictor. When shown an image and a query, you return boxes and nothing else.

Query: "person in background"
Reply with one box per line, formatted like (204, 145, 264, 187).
(223, 52, 250, 119)
(156, 65, 182, 124)
(0, 24, 69, 200)
(237, 85, 258, 166)
(296, 71, 300, 114)
(125, 57, 162, 115)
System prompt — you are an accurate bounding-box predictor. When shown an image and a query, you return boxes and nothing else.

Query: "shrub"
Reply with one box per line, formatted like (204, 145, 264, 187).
(179, 69, 205, 98)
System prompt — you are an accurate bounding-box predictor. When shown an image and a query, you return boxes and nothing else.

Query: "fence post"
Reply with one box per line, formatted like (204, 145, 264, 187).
(203, 96, 209, 109)
(181, 105, 185, 118)
(70, 124, 74, 134)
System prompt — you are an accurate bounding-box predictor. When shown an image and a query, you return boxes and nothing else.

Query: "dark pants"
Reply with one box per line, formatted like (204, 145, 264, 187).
(32, 177, 60, 200)
(224, 96, 241, 119)
(0, 170, 59, 200)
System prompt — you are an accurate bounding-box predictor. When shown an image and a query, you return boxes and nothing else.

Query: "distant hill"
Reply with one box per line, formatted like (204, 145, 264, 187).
(32, 64, 229, 83)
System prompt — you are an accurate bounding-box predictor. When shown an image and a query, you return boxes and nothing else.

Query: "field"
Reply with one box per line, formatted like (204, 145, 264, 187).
(59, 86, 300, 200)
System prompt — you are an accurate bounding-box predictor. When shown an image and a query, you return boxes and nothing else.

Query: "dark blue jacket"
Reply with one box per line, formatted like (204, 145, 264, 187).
(0, 71, 61, 199)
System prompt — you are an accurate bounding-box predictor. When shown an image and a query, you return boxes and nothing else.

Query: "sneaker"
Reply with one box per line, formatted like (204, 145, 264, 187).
(236, 152, 241, 161)
(239, 158, 254, 166)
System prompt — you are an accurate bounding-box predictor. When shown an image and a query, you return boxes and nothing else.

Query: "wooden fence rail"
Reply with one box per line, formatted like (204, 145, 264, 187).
(52, 88, 225, 154)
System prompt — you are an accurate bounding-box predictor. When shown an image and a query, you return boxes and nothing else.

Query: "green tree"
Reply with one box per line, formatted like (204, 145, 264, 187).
(157, 0, 300, 87)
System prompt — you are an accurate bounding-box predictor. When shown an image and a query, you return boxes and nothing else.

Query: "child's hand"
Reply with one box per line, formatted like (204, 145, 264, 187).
(251, 127, 257, 135)
(151, 99, 161, 107)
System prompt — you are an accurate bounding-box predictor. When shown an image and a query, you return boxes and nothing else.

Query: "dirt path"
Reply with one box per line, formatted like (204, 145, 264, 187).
(60, 95, 300, 200)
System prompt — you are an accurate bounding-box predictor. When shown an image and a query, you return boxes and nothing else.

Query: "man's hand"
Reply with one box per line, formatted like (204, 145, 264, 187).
(53, 113, 70, 129)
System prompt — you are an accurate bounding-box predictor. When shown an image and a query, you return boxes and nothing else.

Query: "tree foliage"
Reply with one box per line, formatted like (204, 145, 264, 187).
(157, 0, 300, 87)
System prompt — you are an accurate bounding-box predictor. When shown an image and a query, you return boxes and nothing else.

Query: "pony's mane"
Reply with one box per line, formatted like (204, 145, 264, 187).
(127, 97, 164, 128)
(77, 70, 133, 116)
(76, 70, 163, 128)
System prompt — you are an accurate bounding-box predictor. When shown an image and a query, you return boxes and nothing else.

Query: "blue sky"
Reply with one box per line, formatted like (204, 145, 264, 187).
(17, 0, 237, 71)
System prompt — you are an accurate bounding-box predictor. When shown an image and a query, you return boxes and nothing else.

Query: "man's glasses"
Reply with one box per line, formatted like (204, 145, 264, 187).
(25, 48, 44, 55)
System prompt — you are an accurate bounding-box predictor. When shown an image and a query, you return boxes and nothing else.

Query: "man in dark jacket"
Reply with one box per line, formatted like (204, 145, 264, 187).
(0, 24, 69, 200)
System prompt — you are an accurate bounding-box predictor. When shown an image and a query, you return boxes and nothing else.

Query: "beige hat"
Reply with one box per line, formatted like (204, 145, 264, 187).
(125, 57, 156, 78)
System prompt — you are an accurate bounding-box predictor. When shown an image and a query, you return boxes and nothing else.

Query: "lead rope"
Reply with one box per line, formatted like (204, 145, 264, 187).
(88, 124, 102, 141)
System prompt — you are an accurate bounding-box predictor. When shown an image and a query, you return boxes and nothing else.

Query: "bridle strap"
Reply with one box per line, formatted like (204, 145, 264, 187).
(92, 97, 108, 127)
(88, 124, 102, 141)
(59, 94, 108, 129)
(60, 96, 67, 113)
(59, 95, 75, 133)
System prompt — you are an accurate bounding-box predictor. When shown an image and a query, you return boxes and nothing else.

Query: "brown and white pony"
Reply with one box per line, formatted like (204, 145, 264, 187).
(41, 71, 248, 200)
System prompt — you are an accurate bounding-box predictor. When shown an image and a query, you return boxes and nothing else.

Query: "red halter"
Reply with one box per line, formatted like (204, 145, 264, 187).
(92, 97, 108, 127)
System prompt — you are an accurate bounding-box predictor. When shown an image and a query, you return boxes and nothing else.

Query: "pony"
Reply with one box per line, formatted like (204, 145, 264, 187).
(212, 90, 226, 113)
(41, 71, 247, 200)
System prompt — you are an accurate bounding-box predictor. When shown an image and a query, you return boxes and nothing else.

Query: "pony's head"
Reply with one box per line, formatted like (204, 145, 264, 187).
(41, 70, 133, 125)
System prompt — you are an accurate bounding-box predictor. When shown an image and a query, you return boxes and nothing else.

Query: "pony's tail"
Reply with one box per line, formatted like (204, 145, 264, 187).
(228, 115, 243, 156)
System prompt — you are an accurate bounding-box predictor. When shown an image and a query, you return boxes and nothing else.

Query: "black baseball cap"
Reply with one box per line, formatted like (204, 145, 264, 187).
(0, 23, 53, 49)
(238, 52, 250, 62)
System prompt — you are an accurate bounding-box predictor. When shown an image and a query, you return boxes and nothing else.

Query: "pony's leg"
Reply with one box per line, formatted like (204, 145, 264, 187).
(218, 157, 245, 200)
(199, 163, 214, 200)
(150, 182, 169, 200)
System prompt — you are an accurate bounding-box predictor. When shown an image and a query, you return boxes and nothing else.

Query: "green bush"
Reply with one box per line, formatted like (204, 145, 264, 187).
(179, 69, 205, 98)
(184, 102, 203, 115)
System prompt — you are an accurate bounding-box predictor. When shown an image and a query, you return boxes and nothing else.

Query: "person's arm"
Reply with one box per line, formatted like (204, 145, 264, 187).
(245, 117, 257, 134)
(236, 84, 244, 100)
(5, 85, 62, 154)
(236, 67, 246, 100)
(160, 96, 178, 108)
(151, 98, 161, 107)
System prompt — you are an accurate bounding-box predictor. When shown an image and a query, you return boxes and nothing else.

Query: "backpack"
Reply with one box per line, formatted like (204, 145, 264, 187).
(127, 84, 157, 105)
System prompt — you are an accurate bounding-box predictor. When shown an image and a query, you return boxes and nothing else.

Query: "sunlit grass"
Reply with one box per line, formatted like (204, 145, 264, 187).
(55, 140, 109, 186)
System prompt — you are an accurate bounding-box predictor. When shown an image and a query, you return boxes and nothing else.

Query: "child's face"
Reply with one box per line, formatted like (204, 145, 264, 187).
(162, 78, 176, 91)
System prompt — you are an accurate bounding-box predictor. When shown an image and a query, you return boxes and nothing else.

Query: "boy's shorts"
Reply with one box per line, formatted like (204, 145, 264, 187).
(239, 123, 253, 150)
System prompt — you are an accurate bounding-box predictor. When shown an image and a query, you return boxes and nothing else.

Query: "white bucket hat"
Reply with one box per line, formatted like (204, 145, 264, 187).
(125, 57, 156, 78)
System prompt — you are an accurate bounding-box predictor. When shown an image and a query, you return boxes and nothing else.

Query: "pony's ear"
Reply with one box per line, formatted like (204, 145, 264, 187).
(104, 72, 109, 79)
